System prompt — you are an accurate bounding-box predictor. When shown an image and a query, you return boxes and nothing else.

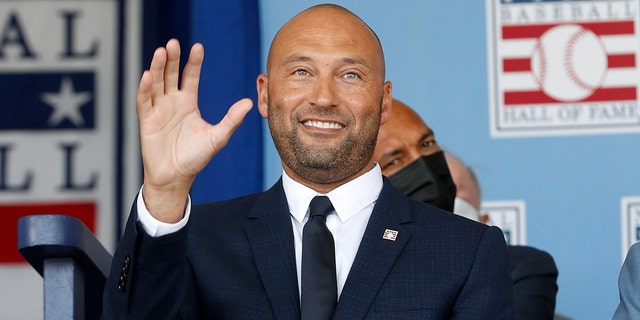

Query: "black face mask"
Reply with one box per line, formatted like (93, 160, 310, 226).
(387, 151, 457, 212)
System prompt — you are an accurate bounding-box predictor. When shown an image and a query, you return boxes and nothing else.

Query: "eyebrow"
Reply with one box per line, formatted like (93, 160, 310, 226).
(382, 129, 435, 159)
(282, 55, 370, 69)
(418, 130, 435, 143)
(383, 148, 403, 159)
(283, 55, 311, 65)
(341, 57, 369, 68)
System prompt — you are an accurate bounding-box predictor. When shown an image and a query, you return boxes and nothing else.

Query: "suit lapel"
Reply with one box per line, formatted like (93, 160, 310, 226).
(244, 181, 301, 320)
(334, 181, 413, 320)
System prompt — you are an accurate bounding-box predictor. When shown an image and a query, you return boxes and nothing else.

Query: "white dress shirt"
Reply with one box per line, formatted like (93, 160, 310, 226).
(136, 164, 384, 298)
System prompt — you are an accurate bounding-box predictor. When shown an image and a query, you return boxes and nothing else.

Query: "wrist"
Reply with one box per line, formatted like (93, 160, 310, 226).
(141, 182, 191, 223)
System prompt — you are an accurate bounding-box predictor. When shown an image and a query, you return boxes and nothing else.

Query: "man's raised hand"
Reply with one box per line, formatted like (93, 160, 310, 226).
(137, 39, 253, 222)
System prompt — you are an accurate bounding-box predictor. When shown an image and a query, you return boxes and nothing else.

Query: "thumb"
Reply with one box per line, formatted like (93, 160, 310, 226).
(211, 98, 254, 148)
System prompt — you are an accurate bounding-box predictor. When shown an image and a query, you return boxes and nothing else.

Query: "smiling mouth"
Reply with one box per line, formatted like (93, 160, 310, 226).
(302, 120, 344, 129)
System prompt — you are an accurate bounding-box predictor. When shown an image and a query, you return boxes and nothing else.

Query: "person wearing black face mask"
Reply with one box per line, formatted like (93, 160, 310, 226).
(373, 99, 457, 212)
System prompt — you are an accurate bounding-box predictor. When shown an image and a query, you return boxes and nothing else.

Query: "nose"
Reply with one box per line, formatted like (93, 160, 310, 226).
(309, 74, 337, 107)
(407, 148, 422, 163)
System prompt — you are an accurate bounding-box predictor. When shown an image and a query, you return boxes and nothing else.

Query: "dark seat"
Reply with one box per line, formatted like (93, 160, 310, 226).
(18, 214, 112, 320)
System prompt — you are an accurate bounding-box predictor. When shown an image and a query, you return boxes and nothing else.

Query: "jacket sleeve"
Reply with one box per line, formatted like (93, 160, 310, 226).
(101, 197, 198, 319)
(452, 225, 514, 319)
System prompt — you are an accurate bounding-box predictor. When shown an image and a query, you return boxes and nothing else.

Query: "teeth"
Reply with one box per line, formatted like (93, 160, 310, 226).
(303, 120, 344, 129)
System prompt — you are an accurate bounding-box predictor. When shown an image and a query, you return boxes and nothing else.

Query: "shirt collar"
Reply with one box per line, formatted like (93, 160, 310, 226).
(283, 163, 383, 224)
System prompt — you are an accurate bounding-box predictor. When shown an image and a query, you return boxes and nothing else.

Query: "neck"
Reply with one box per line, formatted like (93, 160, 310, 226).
(283, 161, 376, 194)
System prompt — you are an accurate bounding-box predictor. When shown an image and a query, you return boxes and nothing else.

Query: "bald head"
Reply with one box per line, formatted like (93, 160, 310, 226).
(266, 4, 386, 78)
(256, 4, 393, 193)
(373, 99, 441, 176)
(386, 99, 424, 127)
(445, 152, 481, 210)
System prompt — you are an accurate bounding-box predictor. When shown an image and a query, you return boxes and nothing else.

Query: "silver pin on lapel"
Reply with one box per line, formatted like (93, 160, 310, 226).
(382, 229, 398, 241)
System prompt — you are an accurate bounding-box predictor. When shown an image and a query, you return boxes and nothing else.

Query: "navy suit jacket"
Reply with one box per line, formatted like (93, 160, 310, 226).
(508, 245, 558, 319)
(102, 179, 513, 319)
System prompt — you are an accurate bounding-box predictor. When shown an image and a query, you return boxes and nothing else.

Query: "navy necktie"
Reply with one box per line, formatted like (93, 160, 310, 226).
(301, 196, 337, 320)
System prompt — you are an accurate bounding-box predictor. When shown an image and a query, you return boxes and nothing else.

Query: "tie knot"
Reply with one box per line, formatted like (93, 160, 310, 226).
(309, 196, 334, 218)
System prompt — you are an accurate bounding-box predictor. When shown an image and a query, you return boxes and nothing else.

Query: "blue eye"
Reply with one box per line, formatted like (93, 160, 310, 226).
(343, 72, 359, 80)
(294, 69, 309, 76)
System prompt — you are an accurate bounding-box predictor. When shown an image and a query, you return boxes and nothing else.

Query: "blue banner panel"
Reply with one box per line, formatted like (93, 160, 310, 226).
(190, 0, 263, 203)
(0, 73, 94, 130)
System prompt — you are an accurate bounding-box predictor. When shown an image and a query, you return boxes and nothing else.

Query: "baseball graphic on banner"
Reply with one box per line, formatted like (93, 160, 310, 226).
(530, 24, 608, 102)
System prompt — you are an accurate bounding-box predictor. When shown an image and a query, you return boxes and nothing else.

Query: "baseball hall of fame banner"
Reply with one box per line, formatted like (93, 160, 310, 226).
(487, 0, 640, 137)
(0, 0, 131, 318)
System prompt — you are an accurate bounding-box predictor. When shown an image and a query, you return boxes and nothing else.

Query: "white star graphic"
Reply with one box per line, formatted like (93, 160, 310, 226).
(41, 77, 92, 127)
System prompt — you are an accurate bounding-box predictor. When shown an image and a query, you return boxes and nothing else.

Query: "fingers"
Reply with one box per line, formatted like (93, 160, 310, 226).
(137, 71, 153, 119)
(149, 46, 167, 104)
(181, 43, 204, 96)
(164, 39, 181, 94)
(144, 39, 201, 107)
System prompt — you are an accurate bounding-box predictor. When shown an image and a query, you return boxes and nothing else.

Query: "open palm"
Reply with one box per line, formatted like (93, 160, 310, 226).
(137, 39, 252, 221)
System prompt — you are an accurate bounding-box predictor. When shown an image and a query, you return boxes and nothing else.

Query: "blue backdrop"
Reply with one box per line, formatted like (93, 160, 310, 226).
(190, 1, 263, 203)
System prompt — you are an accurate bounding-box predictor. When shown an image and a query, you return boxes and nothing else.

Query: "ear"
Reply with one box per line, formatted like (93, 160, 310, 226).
(479, 213, 490, 225)
(256, 74, 269, 119)
(379, 81, 393, 125)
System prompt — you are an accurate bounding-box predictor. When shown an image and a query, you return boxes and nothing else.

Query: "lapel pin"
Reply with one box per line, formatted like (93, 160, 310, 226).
(382, 229, 398, 241)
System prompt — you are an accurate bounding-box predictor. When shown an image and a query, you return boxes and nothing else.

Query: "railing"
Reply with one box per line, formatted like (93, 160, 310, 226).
(18, 214, 112, 320)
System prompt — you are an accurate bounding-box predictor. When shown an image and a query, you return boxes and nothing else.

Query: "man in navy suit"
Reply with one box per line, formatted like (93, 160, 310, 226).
(102, 4, 513, 319)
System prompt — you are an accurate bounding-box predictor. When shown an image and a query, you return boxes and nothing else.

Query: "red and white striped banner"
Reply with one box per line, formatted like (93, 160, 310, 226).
(487, 0, 640, 137)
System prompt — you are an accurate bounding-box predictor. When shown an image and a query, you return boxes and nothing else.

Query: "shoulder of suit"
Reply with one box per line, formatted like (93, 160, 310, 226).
(508, 245, 558, 274)
(407, 198, 489, 231)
